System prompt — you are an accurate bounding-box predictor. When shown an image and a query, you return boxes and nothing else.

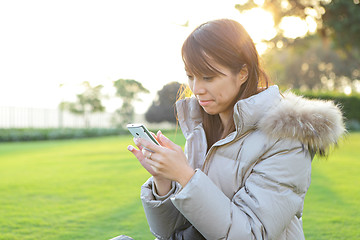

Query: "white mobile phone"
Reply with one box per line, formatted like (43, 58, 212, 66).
(127, 123, 160, 145)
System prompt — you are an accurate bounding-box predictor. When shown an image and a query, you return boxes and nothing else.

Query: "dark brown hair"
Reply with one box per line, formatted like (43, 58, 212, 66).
(180, 19, 270, 150)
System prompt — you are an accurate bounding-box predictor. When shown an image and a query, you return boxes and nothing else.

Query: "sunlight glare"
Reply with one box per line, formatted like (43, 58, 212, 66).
(255, 42, 268, 55)
(304, 7, 318, 18)
(306, 16, 317, 33)
(281, 0, 291, 10)
(254, 0, 265, 5)
(280, 16, 308, 39)
(344, 86, 352, 95)
(354, 80, 360, 93)
(238, 8, 276, 43)
(276, 41, 284, 48)
(0, 0, 308, 112)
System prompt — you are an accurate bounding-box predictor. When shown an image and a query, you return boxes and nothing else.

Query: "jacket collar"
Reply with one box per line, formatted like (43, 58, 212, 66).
(233, 85, 281, 135)
(176, 85, 281, 137)
(176, 85, 345, 153)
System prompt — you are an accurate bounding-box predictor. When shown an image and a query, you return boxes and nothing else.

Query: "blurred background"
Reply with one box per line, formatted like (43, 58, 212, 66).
(1, 1, 359, 239)
(1, 0, 359, 136)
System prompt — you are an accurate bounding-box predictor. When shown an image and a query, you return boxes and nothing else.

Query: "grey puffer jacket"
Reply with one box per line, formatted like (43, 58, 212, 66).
(140, 86, 345, 240)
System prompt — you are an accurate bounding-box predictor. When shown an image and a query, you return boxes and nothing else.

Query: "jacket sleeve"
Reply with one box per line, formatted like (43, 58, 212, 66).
(140, 177, 188, 239)
(170, 140, 312, 239)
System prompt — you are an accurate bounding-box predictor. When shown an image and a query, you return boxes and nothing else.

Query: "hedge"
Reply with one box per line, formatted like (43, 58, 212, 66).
(0, 128, 128, 142)
(0, 91, 359, 142)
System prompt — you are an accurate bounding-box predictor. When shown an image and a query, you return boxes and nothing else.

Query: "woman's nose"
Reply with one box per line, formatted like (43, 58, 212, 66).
(192, 78, 206, 95)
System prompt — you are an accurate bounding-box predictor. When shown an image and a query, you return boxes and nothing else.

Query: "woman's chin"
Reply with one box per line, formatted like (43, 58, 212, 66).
(202, 107, 218, 115)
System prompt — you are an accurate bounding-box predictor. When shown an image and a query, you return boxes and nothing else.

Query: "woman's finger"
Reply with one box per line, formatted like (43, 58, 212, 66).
(155, 130, 165, 146)
(142, 148, 153, 158)
(127, 145, 144, 160)
(159, 133, 181, 151)
(128, 145, 158, 175)
(150, 132, 162, 145)
(136, 137, 163, 153)
(145, 157, 160, 171)
(133, 138, 143, 151)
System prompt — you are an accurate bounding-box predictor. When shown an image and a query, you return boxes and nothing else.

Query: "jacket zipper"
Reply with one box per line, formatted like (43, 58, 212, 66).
(201, 129, 254, 173)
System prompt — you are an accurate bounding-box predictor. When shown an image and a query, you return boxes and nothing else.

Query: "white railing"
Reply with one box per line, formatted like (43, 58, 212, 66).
(0, 106, 177, 129)
(0, 106, 114, 128)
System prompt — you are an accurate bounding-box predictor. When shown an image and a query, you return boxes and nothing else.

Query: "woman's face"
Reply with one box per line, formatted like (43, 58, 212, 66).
(186, 63, 247, 124)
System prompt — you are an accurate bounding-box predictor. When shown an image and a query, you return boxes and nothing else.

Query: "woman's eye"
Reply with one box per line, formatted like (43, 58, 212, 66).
(203, 76, 213, 81)
(187, 75, 194, 80)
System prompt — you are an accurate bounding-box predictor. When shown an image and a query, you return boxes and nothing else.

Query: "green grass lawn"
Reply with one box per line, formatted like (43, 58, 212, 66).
(303, 132, 360, 240)
(0, 132, 359, 239)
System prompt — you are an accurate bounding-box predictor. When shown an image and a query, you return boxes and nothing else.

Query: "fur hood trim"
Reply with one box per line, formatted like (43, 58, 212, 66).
(258, 92, 346, 154)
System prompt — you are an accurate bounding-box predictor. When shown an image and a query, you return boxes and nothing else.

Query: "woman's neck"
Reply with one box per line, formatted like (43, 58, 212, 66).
(219, 110, 232, 128)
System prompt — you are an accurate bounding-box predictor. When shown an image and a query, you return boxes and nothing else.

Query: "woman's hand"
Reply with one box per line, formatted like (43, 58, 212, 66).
(127, 132, 173, 195)
(127, 132, 161, 176)
(128, 131, 195, 187)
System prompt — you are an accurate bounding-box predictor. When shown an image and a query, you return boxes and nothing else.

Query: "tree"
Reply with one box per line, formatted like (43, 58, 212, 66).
(264, 35, 359, 91)
(236, 0, 326, 46)
(236, 0, 360, 90)
(322, 0, 360, 63)
(236, 0, 360, 52)
(113, 79, 149, 127)
(145, 82, 186, 124)
(59, 81, 105, 127)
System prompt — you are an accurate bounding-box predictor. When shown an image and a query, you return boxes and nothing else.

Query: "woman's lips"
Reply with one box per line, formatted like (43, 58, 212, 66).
(198, 100, 213, 106)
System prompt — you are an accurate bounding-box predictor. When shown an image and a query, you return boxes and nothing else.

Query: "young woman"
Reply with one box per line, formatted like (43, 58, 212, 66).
(126, 19, 345, 239)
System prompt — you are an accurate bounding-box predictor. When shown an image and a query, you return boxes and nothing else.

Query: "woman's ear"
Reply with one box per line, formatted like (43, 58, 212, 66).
(237, 65, 248, 85)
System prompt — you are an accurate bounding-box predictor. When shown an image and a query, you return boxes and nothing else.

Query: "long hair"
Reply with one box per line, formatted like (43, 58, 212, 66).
(180, 19, 270, 150)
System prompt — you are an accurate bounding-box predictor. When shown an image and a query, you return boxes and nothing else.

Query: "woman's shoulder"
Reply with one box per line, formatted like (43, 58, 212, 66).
(176, 97, 203, 137)
(257, 91, 346, 156)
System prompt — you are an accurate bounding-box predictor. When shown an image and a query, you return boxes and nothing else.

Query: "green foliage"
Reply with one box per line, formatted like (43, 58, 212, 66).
(236, 0, 326, 47)
(236, 0, 316, 26)
(145, 82, 185, 124)
(113, 79, 149, 101)
(264, 35, 359, 90)
(113, 79, 149, 127)
(60, 81, 106, 127)
(236, 0, 360, 49)
(322, 0, 360, 56)
(236, 0, 360, 68)
(0, 128, 126, 142)
(237, 0, 360, 91)
(0, 133, 359, 239)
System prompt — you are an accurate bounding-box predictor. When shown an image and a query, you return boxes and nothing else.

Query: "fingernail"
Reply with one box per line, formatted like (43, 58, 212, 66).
(127, 145, 134, 151)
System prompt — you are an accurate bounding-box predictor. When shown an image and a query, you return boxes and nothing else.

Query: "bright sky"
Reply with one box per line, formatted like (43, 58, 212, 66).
(0, 0, 313, 113)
